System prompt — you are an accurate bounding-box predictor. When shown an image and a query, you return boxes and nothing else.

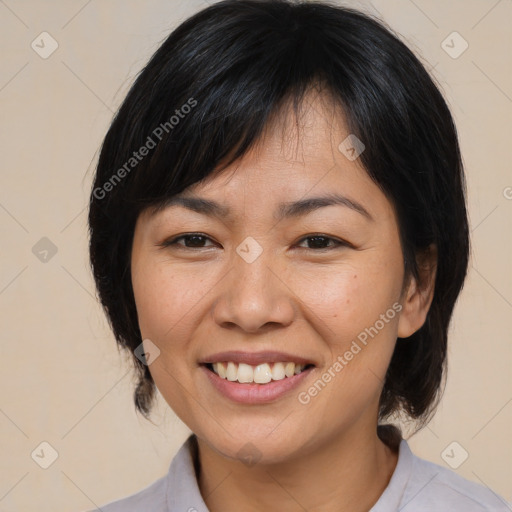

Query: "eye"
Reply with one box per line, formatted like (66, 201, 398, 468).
(295, 234, 349, 250)
(159, 233, 350, 251)
(160, 233, 217, 249)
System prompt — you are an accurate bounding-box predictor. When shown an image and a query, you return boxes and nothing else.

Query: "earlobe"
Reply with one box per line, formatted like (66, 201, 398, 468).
(397, 244, 437, 338)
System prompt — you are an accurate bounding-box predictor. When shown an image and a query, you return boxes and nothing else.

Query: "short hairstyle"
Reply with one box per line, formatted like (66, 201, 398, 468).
(88, 0, 470, 434)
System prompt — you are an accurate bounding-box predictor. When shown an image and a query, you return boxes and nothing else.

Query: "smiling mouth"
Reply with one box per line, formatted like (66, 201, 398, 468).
(203, 361, 315, 384)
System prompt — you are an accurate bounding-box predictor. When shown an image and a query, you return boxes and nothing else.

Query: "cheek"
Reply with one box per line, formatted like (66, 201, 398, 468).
(292, 253, 402, 399)
(131, 262, 201, 417)
(295, 255, 402, 335)
(132, 254, 218, 334)
(131, 260, 194, 342)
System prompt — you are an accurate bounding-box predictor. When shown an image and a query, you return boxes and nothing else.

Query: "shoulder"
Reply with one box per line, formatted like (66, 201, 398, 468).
(81, 434, 201, 512)
(403, 442, 510, 511)
(83, 474, 168, 512)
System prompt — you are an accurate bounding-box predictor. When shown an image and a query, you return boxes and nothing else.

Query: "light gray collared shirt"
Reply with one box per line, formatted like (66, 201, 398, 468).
(89, 435, 509, 511)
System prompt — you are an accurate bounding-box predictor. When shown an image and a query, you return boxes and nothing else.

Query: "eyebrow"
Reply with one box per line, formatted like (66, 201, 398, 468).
(159, 192, 373, 222)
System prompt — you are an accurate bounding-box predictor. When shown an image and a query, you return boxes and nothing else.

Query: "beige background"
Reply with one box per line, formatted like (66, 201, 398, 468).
(0, 0, 511, 510)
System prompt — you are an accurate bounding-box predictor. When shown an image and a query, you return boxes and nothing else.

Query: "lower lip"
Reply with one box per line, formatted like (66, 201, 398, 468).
(201, 365, 314, 404)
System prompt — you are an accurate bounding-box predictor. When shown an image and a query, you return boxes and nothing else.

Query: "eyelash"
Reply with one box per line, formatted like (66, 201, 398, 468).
(159, 232, 350, 251)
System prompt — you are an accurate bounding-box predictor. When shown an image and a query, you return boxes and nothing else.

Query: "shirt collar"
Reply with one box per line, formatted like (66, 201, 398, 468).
(166, 434, 209, 512)
(166, 434, 412, 512)
(370, 439, 413, 511)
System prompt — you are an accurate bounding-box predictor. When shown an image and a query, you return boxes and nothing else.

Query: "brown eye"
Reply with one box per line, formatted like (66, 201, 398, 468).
(161, 233, 216, 249)
(296, 235, 347, 250)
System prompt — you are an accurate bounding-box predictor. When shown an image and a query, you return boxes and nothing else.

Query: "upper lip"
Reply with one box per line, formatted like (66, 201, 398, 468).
(200, 351, 316, 366)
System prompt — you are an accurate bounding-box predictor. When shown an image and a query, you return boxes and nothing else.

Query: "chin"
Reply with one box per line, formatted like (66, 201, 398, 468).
(195, 419, 315, 466)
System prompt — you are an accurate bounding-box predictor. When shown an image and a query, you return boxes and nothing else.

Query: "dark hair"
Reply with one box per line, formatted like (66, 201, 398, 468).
(88, 0, 469, 435)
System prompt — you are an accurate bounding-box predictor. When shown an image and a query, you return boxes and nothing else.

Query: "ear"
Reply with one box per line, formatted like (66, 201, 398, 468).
(397, 244, 437, 338)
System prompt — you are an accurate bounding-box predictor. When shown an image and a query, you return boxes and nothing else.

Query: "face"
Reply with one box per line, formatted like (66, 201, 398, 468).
(131, 92, 415, 464)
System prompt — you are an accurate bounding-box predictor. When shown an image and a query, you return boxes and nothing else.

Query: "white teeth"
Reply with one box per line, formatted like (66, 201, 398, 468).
(216, 362, 227, 379)
(294, 364, 305, 375)
(237, 363, 253, 383)
(271, 362, 286, 380)
(211, 361, 309, 383)
(285, 362, 295, 378)
(254, 363, 272, 384)
(226, 361, 238, 381)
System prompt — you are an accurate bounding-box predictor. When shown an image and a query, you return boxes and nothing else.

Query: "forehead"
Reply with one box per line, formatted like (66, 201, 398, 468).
(142, 90, 395, 227)
(184, 91, 371, 197)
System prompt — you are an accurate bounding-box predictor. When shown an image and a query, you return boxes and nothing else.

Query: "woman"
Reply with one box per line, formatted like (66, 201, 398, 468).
(87, 1, 509, 510)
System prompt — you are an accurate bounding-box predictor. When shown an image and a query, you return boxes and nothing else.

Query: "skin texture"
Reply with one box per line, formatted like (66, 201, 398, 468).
(131, 90, 437, 512)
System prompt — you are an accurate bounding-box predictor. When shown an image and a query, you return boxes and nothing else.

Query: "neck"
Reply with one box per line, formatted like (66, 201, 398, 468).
(196, 426, 399, 512)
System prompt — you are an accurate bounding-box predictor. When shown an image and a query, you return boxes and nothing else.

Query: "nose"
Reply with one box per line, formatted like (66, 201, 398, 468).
(211, 249, 295, 333)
